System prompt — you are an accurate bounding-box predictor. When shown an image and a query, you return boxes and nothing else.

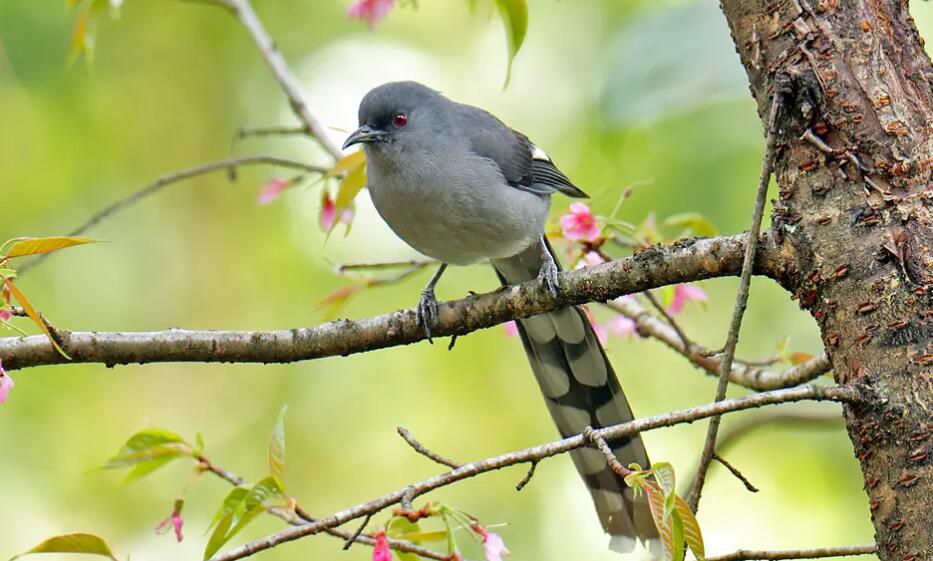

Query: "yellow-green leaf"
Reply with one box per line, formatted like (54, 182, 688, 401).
(674, 495, 705, 561)
(334, 165, 367, 213)
(644, 484, 674, 561)
(10, 533, 118, 561)
(3, 278, 69, 359)
(494, 0, 528, 87)
(3, 236, 97, 259)
(268, 405, 287, 490)
(327, 150, 366, 178)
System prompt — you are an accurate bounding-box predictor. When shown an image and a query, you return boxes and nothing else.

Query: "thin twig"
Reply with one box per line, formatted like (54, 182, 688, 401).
(197, 454, 456, 560)
(0, 233, 785, 371)
(712, 453, 759, 493)
(582, 427, 633, 477)
(398, 427, 462, 469)
(605, 297, 831, 391)
(206, 385, 858, 561)
(514, 461, 538, 491)
(17, 155, 326, 275)
(687, 93, 783, 511)
(237, 125, 309, 139)
(342, 513, 372, 550)
(706, 544, 877, 561)
(336, 259, 435, 273)
(209, 0, 343, 159)
(642, 290, 694, 353)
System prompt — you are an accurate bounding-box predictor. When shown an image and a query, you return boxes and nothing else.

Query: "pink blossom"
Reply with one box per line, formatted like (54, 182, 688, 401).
(608, 315, 637, 338)
(155, 500, 184, 542)
(0, 361, 13, 404)
(257, 178, 291, 205)
(559, 202, 600, 242)
(320, 192, 354, 232)
(667, 284, 707, 315)
(348, 0, 395, 26)
(574, 251, 605, 269)
(371, 531, 391, 561)
(503, 320, 519, 337)
(0, 309, 10, 322)
(473, 525, 509, 561)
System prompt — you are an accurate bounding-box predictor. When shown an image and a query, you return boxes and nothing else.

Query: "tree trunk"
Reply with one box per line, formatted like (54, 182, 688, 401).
(719, 1, 932, 558)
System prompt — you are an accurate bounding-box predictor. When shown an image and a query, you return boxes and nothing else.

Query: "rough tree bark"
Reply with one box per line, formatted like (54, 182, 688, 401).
(719, 1, 932, 559)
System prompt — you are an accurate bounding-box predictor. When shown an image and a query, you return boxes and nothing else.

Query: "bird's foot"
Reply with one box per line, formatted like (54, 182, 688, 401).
(416, 289, 440, 343)
(537, 258, 560, 297)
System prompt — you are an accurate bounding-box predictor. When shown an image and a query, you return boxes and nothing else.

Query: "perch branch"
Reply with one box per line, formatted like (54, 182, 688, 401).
(706, 544, 877, 561)
(0, 233, 785, 371)
(205, 385, 859, 561)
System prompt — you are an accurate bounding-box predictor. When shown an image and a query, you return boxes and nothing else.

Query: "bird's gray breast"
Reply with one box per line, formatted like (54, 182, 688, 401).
(364, 145, 550, 266)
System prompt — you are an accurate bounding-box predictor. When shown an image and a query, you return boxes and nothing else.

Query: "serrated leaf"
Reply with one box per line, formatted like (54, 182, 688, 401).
(10, 533, 118, 560)
(268, 405, 287, 490)
(208, 487, 250, 532)
(651, 462, 676, 523)
(3, 278, 69, 359)
(644, 484, 674, 561)
(3, 236, 97, 259)
(674, 495, 704, 561)
(664, 213, 718, 237)
(101, 427, 190, 474)
(493, 0, 527, 87)
(204, 478, 282, 560)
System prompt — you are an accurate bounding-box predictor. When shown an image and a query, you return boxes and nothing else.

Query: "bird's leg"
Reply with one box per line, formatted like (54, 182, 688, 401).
(537, 235, 560, 297)
(417, 263, 448, 343)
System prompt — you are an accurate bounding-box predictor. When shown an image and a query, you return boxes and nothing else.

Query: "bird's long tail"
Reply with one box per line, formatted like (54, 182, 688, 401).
(491, 239, 660, 555)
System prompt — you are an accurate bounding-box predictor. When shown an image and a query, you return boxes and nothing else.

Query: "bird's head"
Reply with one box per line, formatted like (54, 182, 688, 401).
(342, 81, 445, 156)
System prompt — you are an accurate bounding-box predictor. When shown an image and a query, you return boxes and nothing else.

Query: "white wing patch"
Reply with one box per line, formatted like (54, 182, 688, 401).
(530, 143, 551, 162)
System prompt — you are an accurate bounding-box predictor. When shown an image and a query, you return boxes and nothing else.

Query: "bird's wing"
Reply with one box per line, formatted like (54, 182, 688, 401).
(459, 106, 588, 198)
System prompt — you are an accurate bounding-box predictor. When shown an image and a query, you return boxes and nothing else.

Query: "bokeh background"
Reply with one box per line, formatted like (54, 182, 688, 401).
(3, 1, 930, 560)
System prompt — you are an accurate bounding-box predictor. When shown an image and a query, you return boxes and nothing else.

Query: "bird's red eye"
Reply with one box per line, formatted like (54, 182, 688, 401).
(393, 113, 408, 127)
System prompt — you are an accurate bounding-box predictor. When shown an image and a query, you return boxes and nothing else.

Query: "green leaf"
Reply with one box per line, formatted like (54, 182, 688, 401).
(101, 428, 191, 474)
(203, 478, 283, 560)
(644, 484, 674, 561)
(3, 236, 97, 259)
(387, 517, 422, 561)
(3, 278, 70, 359)
(391, 530, 448, 543)
(493, 0, 528, 87)
(651, 462, 677, 523)
(10, 533, 118, 560)
(664, 213, 719, 238)
(268, 405, 287, 490)
(674, 496, 705, 561)
(671, 510, 686, 561)
(195, 432, 206, 454)
(658, 285, 676, 308)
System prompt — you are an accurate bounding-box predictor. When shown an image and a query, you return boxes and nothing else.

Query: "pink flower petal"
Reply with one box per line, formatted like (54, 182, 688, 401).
(372, 531, 391, 561)
(155, 501, 184, 543)
(667, 283, 708, 315)
(257, 178, 290, 206)
(574, 251, 605, 270)
(608, 315, 637, 337)
(558, 203, 600, 242)
(482, 531, 510, 561)
(0, 361, 13, 404)
(320, 193, 337, 232)
(348, 0, 395, 26)
(503, 320, 519, 337)
(0, 309, 10, 322)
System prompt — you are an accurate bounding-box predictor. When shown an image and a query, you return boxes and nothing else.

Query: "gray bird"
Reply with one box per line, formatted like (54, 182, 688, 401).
(344, 81, 659, 555)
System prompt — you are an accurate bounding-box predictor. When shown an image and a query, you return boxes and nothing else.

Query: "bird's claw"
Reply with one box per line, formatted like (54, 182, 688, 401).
(417, 289, 440, 343)
(538, 259, 560, 297)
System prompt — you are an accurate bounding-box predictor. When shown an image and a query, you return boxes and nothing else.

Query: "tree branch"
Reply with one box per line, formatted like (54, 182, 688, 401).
(204, 385, 859, 561)
(688, 93, 783, 511)
(16, 155, 327, 275)
(201, 0, 343, 159)
(706, 544, 877, 561)
(0, 233, 785, 370)
(606, 297, 831, 391)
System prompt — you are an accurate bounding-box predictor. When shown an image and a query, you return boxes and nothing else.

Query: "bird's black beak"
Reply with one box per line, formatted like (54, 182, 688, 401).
(342, 125, 387, 150)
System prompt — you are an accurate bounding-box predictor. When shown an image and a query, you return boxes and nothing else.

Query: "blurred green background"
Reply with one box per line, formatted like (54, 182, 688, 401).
(4, 1, 929, 560)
